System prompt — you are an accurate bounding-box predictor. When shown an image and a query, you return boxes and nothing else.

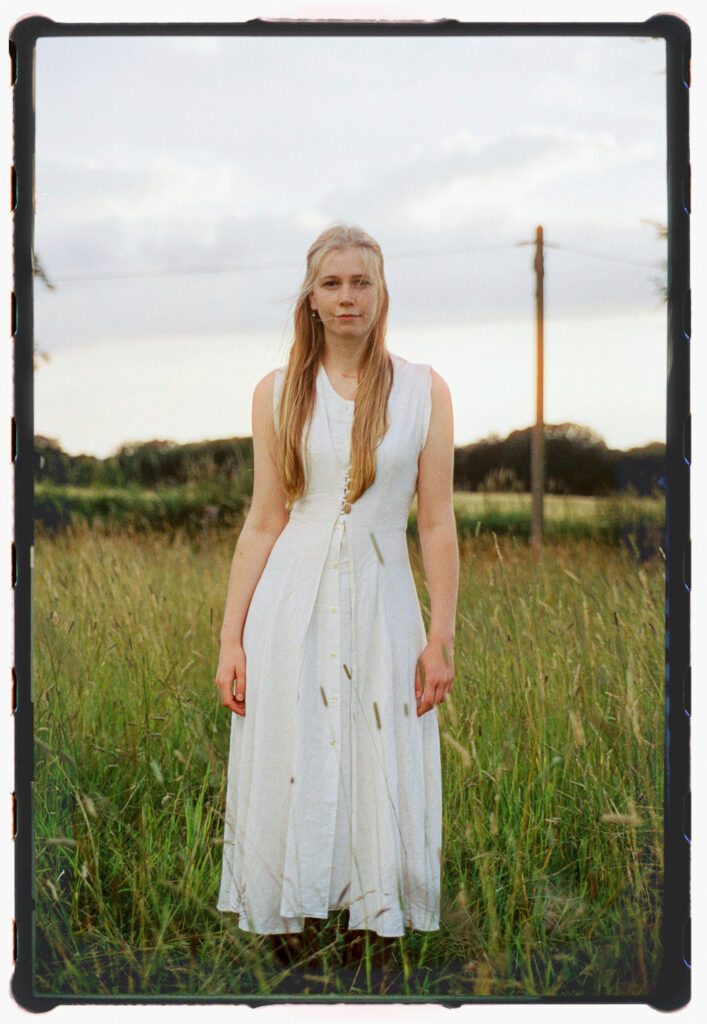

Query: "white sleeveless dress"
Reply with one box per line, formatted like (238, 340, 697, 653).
(217, 353, 442, 937)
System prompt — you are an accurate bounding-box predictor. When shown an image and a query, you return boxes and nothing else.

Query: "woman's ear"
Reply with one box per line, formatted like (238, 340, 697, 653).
(309, 292, 317, 312)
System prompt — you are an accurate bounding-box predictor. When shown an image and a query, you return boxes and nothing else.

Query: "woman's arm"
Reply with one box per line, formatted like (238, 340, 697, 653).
(415, 370, 459, 717)
(214, 371, 289, 716)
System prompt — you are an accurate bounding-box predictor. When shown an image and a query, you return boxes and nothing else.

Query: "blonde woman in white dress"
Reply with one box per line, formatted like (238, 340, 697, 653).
(215, 224, 459, 968)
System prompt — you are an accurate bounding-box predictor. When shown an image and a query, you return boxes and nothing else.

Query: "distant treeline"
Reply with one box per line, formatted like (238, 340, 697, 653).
(35, 423, 664, 497)
(35, 436, 255, 489)
(454, 424, 664, 496)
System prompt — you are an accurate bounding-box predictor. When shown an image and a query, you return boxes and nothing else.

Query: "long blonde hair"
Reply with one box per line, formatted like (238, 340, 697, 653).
(277, 224, 393, 507)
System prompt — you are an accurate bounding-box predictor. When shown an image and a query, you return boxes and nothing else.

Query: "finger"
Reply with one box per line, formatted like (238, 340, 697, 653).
(217, 685, 240, 712)
(417, 687, 434, 716)
(216, 668, 246, 716)
(216, 679, 233, 705)
(226, 676, 245, 717)
(217, 691, 244, 715)
(234, 666, 246, 707)
(418, 678, 445, 716)
(416, 658, 426, 702)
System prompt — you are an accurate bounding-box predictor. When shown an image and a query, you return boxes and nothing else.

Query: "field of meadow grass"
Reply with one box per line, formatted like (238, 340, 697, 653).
(32, 512, 664, 1001)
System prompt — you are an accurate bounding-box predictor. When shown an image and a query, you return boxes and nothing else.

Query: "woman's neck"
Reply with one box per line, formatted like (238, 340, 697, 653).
(321, 338, 366, 380)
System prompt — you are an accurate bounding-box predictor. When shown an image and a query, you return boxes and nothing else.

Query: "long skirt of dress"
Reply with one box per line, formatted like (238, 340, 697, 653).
(323, 522, 354, 913)
(217, 514, 441, 935)
(218, 519, 361, 930)
(284, 517, 359, 917)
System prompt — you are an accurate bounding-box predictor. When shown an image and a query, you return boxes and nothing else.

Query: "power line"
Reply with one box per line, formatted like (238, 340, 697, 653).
(545, 241, 662, 270)
(42, 237, 663, 285)
(47, 261, 304, 284)
(44, 242, 522, 285)
(387, 242, 518, 261)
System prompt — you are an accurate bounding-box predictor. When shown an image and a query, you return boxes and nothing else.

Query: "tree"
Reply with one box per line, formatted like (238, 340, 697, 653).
(32, 253, 55, 370)
(642, 219, 668, 303)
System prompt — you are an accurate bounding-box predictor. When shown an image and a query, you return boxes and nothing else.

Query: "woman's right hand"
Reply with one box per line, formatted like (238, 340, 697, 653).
(215, 641, 247, 717)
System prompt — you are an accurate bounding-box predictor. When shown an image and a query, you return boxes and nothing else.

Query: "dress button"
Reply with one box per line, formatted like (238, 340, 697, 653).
(333, 562, 339, 569)
(330, 652, 337, 659)
(330, 739, 337, 746)
(331, 606, 337, 613)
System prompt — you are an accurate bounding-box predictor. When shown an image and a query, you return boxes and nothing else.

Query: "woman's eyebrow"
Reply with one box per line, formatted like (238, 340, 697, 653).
(319, 273, 369, 281)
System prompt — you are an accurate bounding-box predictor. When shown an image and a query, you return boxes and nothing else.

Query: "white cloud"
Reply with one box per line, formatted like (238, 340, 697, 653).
(401, 128, 656, 231)
(33, 32, 666, 343)
(440, 131, 490, 156)
(293, 209, 333, 233)
(39, 152, 259, 230)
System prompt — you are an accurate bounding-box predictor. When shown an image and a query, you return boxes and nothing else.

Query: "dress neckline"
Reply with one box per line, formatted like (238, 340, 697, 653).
(319, 363, 355, 406)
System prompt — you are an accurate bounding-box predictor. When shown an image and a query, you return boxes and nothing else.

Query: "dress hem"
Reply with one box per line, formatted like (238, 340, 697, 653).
(215, 903, 441, 938)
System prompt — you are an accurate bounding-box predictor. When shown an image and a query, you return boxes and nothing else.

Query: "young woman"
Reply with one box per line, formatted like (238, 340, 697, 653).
(215, 224, 458, 958)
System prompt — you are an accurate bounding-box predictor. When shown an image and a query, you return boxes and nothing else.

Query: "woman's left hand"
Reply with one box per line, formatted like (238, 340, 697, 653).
(415, 638, 454, 717)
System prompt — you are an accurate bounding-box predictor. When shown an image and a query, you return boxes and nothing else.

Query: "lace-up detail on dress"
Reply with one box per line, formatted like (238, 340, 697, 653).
(340, 469, 352, 515)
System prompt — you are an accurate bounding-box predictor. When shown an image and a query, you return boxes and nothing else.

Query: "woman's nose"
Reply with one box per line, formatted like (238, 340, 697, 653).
(339, 284, 354, 303)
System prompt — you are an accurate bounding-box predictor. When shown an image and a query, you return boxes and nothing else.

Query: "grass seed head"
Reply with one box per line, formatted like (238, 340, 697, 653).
(601, 810, 643, 827)
(442, 731, 472, 768)
(569, 710, 586, 747)
(81, 794, 97, 818)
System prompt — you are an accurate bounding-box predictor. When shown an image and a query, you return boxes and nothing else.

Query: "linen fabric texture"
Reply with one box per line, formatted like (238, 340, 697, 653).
(217, 353, 442, 936)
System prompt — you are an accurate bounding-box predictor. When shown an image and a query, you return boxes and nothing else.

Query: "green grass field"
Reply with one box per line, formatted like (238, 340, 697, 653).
(32, 522, 664, 1000)
(36, 483, 665, 551)
(452, 490, 661, 521)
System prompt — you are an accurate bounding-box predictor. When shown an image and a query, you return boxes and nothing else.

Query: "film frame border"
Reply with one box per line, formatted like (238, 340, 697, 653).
(9, 12, 691, 1012)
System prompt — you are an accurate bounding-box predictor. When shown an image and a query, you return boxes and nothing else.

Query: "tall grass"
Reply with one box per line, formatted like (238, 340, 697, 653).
(32, 525, 663, 999)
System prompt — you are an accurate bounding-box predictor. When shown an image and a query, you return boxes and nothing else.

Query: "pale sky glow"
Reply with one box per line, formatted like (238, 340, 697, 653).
(33, 30, 667, 454)
(35, 308, 665, 458)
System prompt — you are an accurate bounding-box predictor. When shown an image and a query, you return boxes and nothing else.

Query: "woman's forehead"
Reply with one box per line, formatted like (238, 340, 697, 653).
(317, 247, 373, 277)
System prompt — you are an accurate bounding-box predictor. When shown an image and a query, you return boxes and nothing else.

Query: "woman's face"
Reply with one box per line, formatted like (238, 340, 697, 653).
(309, 247, 380, 345)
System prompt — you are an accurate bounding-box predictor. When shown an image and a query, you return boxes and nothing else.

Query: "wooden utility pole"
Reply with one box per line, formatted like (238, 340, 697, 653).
(530, 225, 545, 548)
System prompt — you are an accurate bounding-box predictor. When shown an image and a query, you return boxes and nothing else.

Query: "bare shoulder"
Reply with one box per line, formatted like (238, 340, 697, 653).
(253, 369, 282, 411)
(251, 369, 280, 433)
(429, 368, 452, 405)
(429, 367, 448, 390)
(253, 369, 279, 401)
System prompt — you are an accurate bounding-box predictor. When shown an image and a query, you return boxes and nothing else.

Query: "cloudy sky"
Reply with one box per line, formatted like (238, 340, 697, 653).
(32, 29, 667, 455)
